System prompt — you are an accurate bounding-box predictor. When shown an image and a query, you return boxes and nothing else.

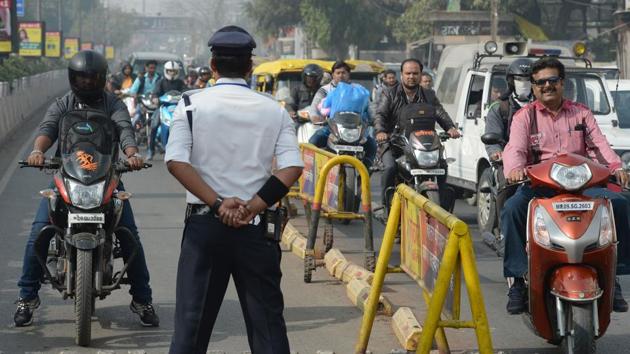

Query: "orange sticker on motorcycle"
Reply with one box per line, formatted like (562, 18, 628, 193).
(75, 151, 98, 171)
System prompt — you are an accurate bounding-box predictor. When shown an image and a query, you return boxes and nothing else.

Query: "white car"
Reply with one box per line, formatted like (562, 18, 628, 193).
(607, 79, 630, 169)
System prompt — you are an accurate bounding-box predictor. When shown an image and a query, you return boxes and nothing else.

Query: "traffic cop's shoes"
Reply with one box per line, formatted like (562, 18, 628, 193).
(130, 300, 160, 327)
(14, 296, 40, 327)
(506, 278, 527, 315)
(613, 278, 628, 313)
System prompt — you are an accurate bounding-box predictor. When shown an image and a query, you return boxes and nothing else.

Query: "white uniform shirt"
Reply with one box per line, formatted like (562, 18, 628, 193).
(165, 78, 304, 204)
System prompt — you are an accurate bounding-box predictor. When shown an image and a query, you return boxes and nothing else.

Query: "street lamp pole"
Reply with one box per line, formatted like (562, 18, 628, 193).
(490, 0, 498, 42)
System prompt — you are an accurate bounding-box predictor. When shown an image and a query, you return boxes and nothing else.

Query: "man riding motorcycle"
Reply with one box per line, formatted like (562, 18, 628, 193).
(148, 61, 186, 160)
(14, 50, 159, 327)
(501, 57, 630, 315)
(374, 58, 460, 207)
(286, 63, 323, 119)
(195, 66, 212, 89)
(128, 60, 161, 127)
(307, 61, 377, 169)
(483, 58, 534, 245)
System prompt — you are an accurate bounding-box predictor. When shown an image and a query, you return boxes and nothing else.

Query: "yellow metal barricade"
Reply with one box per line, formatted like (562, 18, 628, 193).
(294, 144, 375, 283)
(355, 184, 493, 354)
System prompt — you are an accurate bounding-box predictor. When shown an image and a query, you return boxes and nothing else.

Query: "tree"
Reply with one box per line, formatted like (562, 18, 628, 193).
(299, 0, 386, 59)
(245, 0, 302, 38)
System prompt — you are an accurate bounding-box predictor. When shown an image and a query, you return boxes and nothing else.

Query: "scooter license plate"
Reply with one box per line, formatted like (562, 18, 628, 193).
(552, 201, 594, 212)
(68, 213, 105, 225)
(410, 168, 446, 176)
(332, 144, 363, 153)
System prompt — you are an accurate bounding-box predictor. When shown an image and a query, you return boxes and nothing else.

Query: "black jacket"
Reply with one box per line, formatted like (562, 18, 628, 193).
(152, 78, 186, 98)
(374, 84, 455, 134)
(287, 83, 320, 113)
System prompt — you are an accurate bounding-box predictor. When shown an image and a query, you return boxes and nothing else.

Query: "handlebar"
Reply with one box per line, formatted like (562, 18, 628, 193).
(114, 161, 152, 173)
(19, 159, 151, 173)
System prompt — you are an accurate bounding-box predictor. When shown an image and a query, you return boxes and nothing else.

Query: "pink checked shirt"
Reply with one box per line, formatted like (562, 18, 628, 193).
(503, 99, 621, 177)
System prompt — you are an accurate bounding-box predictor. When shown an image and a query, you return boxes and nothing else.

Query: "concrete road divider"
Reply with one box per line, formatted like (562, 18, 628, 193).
(346, 277, 393, 316)
(282, 222, 301, 250)
(391, 307, 423, 351)
(324, 248, 347, 275)
(341, 263, 374, 284)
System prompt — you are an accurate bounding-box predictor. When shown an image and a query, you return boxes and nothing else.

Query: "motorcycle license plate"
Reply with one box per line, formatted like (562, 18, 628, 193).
(68, 213, 105, 225)
(410, 168, 445, 176)
(552, 201, 594, 212)
(332, 144, 363, 153)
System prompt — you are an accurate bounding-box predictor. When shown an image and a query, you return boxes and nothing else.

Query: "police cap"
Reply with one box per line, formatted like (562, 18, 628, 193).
(208, 25, 256, 56)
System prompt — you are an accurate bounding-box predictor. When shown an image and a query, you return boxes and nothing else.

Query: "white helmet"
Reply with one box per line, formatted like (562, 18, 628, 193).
(164, 61, 180, 80)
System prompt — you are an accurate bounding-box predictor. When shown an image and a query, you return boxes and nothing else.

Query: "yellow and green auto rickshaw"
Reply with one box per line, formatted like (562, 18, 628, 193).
(251, 59, 334, 100)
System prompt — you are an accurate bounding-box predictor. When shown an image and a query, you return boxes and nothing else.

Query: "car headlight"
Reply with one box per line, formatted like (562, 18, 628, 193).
(413, 149, 440, 167)
(338, 127, 361, 142)
(67, 180, 105, 209)
(533, 206, 552, 247)
(598, 205, 614, 247)
(622, 152, 630, 170)
(550, 163, 592, 191)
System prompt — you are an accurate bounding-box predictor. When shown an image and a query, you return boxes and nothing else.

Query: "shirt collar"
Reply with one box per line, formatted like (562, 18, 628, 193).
(533, 99, 573, 113)
(216, 78, 248, 85)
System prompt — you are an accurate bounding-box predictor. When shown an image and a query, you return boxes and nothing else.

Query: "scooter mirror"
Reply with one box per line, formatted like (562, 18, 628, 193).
(481, 132, 505, 145)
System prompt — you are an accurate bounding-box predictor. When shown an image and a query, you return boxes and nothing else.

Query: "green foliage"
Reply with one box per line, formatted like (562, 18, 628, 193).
(390, 0, 445, 44)
(245, 0, 302, 38)
(0, 56, 65, 82)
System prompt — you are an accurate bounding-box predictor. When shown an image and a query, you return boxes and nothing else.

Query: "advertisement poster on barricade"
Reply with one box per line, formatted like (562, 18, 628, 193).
(323, 165, 340, 210)
(18, 21, 44, 57)
(80, 41, 92, 50)
(0, 0, 13, 53)
(105, 45, 115, 60)
(64, 37, 79, 59)
(300, 148, 316, 197)
(400, 197, 457, 319)
(45, 31, 61, 57)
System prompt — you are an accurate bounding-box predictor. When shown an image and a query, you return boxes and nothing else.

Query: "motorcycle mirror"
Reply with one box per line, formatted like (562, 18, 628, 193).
(481, 132, 505, 145)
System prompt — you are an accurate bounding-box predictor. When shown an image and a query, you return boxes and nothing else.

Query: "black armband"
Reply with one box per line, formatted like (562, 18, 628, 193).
(257, 175, 289, 206)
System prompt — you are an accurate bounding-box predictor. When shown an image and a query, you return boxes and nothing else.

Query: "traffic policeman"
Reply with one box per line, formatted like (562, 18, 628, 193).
(165, 26, 303, 354)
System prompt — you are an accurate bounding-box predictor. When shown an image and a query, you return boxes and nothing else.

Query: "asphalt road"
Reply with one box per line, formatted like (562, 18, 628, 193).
(1, 105, 630, 353)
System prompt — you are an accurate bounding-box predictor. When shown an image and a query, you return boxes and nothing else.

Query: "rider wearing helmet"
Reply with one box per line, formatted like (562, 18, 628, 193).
(148, 60, 186, 159)
(286, 63, 324, 119)
(481, 58, 534, 248)
(15, 50, 159, 328)
(196, 66, 213, 88)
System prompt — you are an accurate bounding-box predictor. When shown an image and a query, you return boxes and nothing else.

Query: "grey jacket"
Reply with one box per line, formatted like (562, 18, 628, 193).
(484, 95, 523, 157)
(38, 91, 136, 154)
(373, 83, 455, 135)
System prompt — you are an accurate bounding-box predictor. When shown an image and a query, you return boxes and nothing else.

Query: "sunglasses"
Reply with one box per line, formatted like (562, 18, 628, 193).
(531, 76, 561, 87)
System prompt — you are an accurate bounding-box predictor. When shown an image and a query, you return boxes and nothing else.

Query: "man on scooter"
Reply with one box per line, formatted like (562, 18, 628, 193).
(502, 57, 630, 314)
(14, 50, 159, 327)
(483, 59, 534, 252)
(307, 61, 377, 169)
(148, 61, 186, 160)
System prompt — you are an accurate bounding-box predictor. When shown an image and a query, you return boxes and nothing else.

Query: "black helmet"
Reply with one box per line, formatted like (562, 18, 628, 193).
(68, 50, 108, 102)
(506, 58, 533, 93)
(302, 64, 324, 85)
(199, 66, 211, 76)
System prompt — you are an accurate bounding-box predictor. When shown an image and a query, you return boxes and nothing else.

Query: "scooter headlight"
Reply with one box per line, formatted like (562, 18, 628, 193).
(413, 149, 440, 167)
(550, 163, 592, 191)
(67, 180, 105, 209)
(598, 205, 615, 247)
(338, 127, 361, 143)
(533, 206, 552, 247)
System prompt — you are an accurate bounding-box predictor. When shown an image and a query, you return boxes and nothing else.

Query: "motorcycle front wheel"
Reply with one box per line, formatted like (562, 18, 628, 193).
(75, 249, 93, 346)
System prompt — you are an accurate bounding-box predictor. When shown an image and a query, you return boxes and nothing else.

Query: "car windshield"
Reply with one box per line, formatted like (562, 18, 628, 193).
(611, 90, 630, 128)
(488, 72, 611, 115)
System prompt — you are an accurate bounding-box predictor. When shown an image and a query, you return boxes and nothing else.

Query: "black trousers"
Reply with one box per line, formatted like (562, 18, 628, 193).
(169, 215, 290, 354)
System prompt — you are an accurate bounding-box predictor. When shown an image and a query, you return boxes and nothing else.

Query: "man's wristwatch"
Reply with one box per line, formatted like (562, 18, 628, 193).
(211, 196, 224, 216)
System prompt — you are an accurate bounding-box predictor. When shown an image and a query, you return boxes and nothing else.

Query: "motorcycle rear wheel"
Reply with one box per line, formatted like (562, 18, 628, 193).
(561, 302, 596, 354)
(75, 250, 93, 346)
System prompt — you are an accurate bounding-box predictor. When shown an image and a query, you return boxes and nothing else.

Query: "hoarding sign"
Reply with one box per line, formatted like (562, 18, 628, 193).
(18, 21, 44, 57)
(45, 31, 61, 57)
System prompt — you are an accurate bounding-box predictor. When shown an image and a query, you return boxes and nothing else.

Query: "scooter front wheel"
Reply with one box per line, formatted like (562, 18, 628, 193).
(561, 302, 596, 354)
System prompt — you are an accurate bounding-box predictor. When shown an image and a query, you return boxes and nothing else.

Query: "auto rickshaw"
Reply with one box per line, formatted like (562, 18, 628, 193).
(251, 59, 334, 100)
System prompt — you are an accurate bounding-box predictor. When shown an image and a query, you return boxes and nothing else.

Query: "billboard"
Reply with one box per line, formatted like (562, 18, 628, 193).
(19, 21, 44, 57)
(80, 41, 92, 50)
(105, 45, 114, 60)
(0, 0, 13, 53)
(45, 31, 62, 57)
(64, 37, 79, 59)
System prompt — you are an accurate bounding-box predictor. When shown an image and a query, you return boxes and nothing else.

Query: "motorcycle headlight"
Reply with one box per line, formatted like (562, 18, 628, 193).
(533, 206, 552, 247)
(338, 126, 361, 143)
(413, 149, 440, 167)
(598, 205, 615, 247)
(550, 163, 592, 191)
(67, 180, 105, 209)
